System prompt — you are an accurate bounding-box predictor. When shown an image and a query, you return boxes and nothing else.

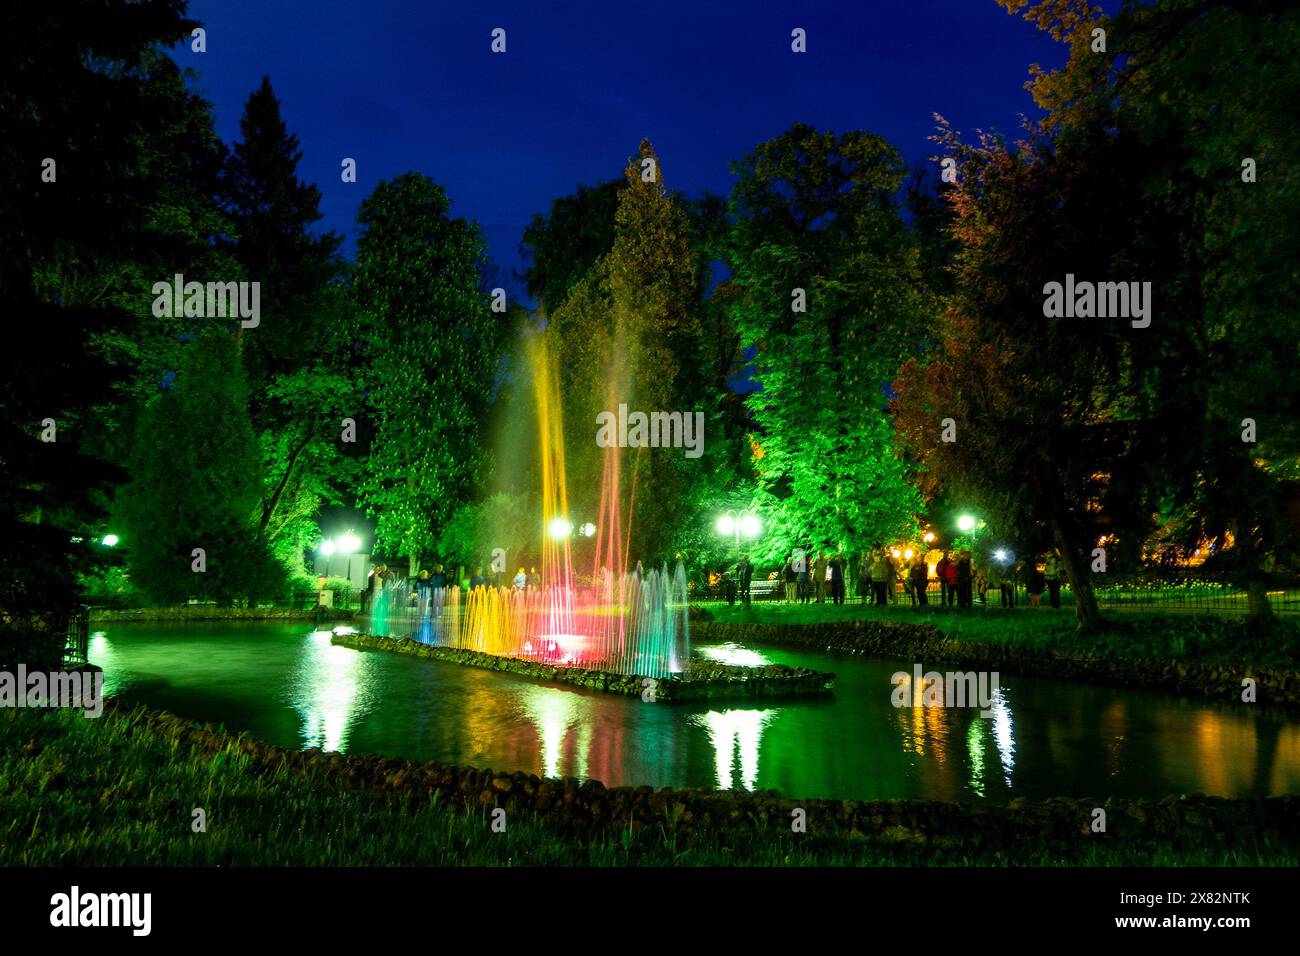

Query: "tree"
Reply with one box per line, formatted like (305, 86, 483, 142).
(726, 124, 927, 555)
(220, 77, 352, 566)
(520, 179, 623, 313)
(0, 0, 204, 663)
(352, 173, 503, 575)
(117, 330, 283, 605)
(987, 0, 1300, 619)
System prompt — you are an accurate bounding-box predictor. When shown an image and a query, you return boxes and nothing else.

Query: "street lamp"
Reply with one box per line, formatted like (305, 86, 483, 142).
(337, 531, 362, 554)
(548, 518, 573, 540)
(578, 522, 596, 538)
(957, 514, 976, 533)
(101, 534, 119, 547)
(318, 539, 337, 557)
(717, 508, 761, 558)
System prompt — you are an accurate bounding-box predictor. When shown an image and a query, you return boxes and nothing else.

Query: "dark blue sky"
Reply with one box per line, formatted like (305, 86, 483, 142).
(186, 0, 1083, 292)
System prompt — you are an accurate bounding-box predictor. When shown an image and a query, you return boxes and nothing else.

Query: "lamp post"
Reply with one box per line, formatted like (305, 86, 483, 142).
(717, 508, 761, 560)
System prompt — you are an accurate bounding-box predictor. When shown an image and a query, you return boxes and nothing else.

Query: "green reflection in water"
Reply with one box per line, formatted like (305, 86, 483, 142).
(290, 630, 375, 752)
(967, 719, 986, 798)
(688, 708, 780, 790)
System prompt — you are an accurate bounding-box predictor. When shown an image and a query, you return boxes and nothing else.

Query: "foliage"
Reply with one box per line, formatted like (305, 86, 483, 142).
(726, 124, 927, 556)
(351, 174, 503, 574)
(116, 331, 284, 605)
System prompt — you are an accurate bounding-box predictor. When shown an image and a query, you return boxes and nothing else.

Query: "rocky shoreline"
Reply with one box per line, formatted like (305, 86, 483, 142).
(331, 631, 835, 700)
(107, 703, 1300, 852)
(691, 618, 1300, 708)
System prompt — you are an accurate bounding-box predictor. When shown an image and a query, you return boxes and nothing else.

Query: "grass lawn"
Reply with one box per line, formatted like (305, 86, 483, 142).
(3, 708, 1295, 867)
(695, 600, 1300, 670)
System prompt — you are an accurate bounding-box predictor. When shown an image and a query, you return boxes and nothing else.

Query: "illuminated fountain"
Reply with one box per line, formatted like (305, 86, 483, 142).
(366, 333, 690, 679)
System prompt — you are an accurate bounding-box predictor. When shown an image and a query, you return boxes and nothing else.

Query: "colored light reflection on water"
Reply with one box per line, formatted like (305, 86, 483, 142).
(90, 623, 1300, 803)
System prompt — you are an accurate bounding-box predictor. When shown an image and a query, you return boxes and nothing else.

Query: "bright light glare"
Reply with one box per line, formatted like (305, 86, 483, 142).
(957, 515, 976, 532)
(548, 518, 573, 539)
(994, 549, 1008, 562)
(891, 548, 902, 558)
(739, 514, 762, 538)
(336, 532, 361, 554)
(904, 549, 914, 560)
(923, 532, 936, 543)
(579, 522, 596, 538)
(319, 539, 336, 557)
(716, 514, 736, 536)
(101, 534, 119, 547)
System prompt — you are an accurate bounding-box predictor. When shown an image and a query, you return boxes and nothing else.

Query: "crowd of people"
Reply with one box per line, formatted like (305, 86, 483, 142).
(717, 548, 1067, 610)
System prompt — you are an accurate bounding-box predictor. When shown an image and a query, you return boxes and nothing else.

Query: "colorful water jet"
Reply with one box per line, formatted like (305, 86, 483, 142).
(367, 332, 690, 679)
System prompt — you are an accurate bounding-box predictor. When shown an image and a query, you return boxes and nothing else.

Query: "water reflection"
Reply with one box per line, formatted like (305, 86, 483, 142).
(688, 708, 780, 790)
(89, 624, 1300, 803)
(289, 630, 373, 752)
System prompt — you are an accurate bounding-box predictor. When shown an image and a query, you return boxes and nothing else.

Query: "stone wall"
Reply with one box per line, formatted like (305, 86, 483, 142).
(331, 632, 834, 701)
(692, 619, 1300, 707)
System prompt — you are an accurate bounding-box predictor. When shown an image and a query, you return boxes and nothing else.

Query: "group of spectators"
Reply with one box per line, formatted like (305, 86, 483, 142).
(719, 548, 1067, 610)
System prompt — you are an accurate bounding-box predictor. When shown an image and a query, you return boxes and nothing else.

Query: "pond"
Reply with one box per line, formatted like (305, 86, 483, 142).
(89, 623, 1300, 802)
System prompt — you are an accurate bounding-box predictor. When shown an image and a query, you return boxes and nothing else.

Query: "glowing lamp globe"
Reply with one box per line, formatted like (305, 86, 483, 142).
(319, 539, 337, 557)
(740, 514, 762, 538)
(548, 518, 573, 540)
(716, 514, 736, 536)
(957, 515, 976, 533)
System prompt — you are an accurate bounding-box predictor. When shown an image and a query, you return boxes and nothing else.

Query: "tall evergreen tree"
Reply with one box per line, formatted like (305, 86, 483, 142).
(0, 0, 204, 663)
(220, 76, 353, 569)
(117, 330, 283, 605)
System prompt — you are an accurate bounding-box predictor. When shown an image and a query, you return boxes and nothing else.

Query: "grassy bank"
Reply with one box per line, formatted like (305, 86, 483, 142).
(2, 708, 1297, 867)
(696, 602, 1300, 671)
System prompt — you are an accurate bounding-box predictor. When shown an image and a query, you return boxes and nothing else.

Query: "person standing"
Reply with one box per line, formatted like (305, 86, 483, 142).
(857, 551, 872, 604)
(813, 550, 828, 604)
(936, 551, 953, 606)
(1028, 560, 1046, 608)
(796, 551, 810, 604)
(1044, 552, 1062, 608)
(870, 549, 891, 606)
(956, 550, 973, 608)
(737, 554, 754, 606)
(829, 553, 846, 605)
(910, 556, 929, 607)
(784, 554, 798, 603)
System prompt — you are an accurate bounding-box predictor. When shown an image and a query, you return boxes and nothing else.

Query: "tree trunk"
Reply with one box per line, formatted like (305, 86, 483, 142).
(1049, 510, 1104, 633)
(408, 553, 418, 578)
(1246, 578, 1273, 621)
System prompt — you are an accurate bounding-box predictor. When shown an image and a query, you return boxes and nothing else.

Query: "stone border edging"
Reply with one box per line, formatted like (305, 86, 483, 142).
(331, 632, 834, 701)
(691, 619, 1300, 707)
(97, 703, 1300, 852)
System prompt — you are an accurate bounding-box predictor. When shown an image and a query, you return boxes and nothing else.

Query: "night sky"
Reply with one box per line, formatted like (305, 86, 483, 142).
(185, 0, 1093, 296)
